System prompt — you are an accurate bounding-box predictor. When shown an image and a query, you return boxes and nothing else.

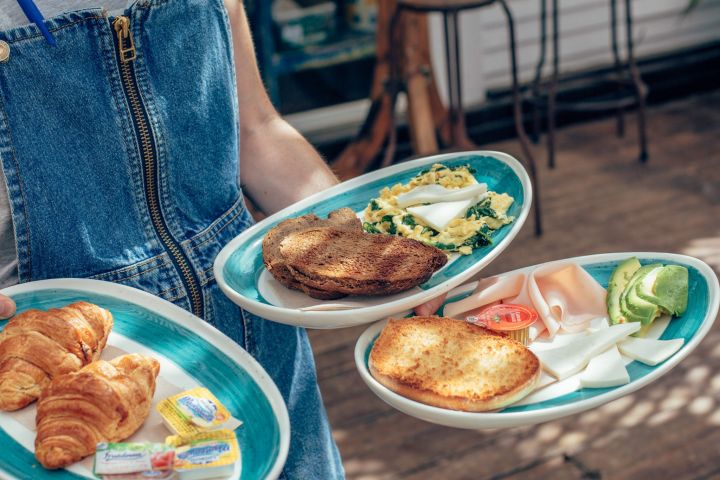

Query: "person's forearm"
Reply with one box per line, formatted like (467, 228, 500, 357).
(224, 0, 338, 214)
(240, 117, 338, 214)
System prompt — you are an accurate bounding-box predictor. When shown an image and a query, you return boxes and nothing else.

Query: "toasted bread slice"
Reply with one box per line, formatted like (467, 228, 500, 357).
(262, 208, 361, 300)
(369, 316, 540, 411)
(280, 228, 448, 296)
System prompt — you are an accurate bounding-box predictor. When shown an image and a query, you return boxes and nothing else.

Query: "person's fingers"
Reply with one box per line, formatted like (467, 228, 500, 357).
(413, 293, 448, 316)
(0, 295, 15, 319)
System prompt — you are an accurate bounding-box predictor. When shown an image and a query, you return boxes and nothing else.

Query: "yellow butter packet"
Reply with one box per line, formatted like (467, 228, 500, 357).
(166, 430, 240, 480)
(156, 387, 242, 437)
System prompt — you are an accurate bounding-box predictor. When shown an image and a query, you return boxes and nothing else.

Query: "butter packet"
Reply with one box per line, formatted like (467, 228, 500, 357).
(94, 442, 175, 476)
(102, 471, 177, 480)
(156, 387, 242, 437)
(166, 429, 241, 480)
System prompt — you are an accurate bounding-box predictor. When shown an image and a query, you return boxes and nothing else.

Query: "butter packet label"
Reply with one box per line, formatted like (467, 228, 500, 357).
(166, 429, 240, 476)
(94, 442, 175, 475)
(157, 387, 242, 437)
(102, 471, 178, 480)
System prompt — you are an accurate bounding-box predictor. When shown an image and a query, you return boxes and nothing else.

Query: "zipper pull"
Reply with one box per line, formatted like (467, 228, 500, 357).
(113, 16, 136, 63)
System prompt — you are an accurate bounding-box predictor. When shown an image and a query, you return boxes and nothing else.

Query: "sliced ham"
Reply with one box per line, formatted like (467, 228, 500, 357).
(443, 261, 608, 340)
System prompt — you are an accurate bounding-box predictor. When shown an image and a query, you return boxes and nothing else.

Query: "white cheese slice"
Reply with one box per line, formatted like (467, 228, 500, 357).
(579, 346, 630, 388)
(618, 337, 684, 366)
(533, 322, 640, 379)
(406, 196, 478, 232)
(396, 183, 487, 208)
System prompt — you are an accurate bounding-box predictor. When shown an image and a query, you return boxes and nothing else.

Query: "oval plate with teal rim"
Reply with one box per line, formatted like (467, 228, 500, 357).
(214, 151, 531, 329)
(0, 279, 290, 480)
(355, 253, 720, 429)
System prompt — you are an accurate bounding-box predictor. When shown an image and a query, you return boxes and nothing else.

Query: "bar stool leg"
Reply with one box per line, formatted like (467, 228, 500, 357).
(443, 11, 461, 146)
(610, 0, 625, 138)
(531, 0, 548, 144)
(624, 0, 649, 163)
(381, 7, 404, 168)
(547, 0, 559, 169)
(498, 0, 543, 236)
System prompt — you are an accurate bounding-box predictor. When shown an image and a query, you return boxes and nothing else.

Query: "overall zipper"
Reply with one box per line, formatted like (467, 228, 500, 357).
(112, 16, 204, 318)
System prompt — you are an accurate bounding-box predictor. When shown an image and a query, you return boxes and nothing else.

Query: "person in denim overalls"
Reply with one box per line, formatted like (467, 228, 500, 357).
(0, 0, 347, 477)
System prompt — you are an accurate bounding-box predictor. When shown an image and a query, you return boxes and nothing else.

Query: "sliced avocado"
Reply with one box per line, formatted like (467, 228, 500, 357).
(607, 257, 641, 325)
(636, 265, 689, 316)
(620, 264, 663, 325)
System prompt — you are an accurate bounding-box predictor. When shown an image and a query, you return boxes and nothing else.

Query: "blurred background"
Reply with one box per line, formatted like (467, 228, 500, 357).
(245, 0, 720, 478)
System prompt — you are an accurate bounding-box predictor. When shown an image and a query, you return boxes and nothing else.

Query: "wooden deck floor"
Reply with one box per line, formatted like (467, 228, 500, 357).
(310, 90, 720, 480)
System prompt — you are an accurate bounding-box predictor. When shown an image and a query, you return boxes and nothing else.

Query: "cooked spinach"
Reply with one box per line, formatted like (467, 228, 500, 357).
(363, 222, 381, 234)
(421, 226, 437, 235)
(370, 200, 381, 211)
(462, 227, 493, 249)
(417, 164, 475, 177)
(380, 215, 397, 234)
(434, 242, 457, 250)
(465, 198, 496, 219)
(417, 165, 449, 176)
(402, 215, 416, 227)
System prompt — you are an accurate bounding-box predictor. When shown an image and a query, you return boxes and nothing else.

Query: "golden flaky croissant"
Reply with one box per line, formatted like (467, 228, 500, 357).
(0, 301, 113, 411)
(35, 353, 160, 469)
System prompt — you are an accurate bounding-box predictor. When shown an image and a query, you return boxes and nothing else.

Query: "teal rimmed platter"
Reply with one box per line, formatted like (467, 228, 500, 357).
(355, 253, 720, 429)
(0, 279, 289, 479)
(214, 151, 531, 329)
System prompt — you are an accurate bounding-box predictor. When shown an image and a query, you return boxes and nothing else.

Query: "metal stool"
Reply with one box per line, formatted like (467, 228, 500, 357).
(531, 0, 649, 168)
(390, 0, 543, 235)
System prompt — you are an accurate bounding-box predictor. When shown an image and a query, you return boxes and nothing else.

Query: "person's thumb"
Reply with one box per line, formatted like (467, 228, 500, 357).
(413, 293, 447, 317)
(0, 295, 16, 319)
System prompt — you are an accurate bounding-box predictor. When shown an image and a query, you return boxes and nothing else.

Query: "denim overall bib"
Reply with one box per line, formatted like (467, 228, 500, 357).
(0, 1, 343, 478)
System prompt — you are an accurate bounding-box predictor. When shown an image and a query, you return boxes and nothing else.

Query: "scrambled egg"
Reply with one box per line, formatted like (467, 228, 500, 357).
(363, 163, 515, 255)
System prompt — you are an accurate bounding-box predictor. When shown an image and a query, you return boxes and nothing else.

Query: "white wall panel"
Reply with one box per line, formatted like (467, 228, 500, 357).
(429, 0, 720, 107)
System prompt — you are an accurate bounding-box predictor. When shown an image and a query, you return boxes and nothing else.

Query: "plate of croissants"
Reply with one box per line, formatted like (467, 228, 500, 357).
(0, 278, 290, 480)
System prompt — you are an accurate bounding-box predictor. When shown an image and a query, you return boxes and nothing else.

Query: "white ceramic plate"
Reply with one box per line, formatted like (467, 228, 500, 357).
(214, 151, 531, 329)
(0, 279, 290, 480)
(355, 253, 720, 429)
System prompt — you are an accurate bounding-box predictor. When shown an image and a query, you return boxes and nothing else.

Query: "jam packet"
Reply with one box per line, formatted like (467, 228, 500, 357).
(166, 429, 240, 480)
(94, 442, 175, 476)
(156, 387, 242, 437)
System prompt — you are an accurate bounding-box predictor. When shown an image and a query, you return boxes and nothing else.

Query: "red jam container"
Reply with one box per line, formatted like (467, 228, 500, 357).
(465, 303, 538, 346)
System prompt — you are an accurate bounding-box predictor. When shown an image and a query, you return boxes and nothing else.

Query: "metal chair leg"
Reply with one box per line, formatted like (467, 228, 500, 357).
(443, 10, 463, 146)
(610, 0, 625, 138)
(498, 0, 543, 236)
(624, 0, 649, 163)
(547, 0, 559, 169)
(531, 0, 548, 144)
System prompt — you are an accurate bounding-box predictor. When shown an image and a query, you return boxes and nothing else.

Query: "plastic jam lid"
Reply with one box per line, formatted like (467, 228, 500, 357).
(466, 303, 538, 331)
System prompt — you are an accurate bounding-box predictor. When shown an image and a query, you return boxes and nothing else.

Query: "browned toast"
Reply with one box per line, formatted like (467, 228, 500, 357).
(279, 228, 448, 296)
(369, 316, 540, 411)
(262, 208, 361, 300)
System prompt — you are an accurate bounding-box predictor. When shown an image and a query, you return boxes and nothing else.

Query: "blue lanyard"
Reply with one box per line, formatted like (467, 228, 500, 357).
(16, 0, 57, 46)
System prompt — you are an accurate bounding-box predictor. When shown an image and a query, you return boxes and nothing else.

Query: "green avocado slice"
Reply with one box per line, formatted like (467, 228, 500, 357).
(620, 264, 663, 325)
(636, 265, 689, 316)
(607, 257, 641, 325)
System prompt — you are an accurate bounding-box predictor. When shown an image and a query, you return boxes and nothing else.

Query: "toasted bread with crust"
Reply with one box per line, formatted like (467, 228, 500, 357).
(369, 316, 540, 412)
(279, 228, 448, 296)
(262, 208, 361, 300)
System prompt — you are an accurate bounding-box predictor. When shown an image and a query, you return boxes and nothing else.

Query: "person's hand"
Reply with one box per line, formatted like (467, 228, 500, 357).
(0, 294, 15, 319)
(413, 293, 447, 316)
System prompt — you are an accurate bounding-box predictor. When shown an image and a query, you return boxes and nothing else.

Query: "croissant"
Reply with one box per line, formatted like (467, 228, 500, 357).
(35, 353, 160, 469)
(0, 301, 113, 411)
